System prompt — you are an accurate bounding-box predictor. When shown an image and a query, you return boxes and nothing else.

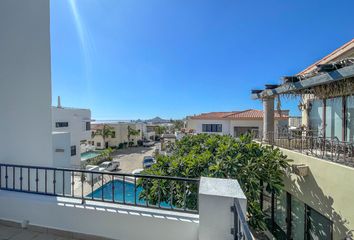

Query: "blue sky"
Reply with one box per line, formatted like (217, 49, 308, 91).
(50, 0, 354, 120)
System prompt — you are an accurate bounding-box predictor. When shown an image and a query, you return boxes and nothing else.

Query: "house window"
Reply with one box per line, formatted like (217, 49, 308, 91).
(325, 97, 343, 140)
(86, 122, 91, 131)
(262, 189, 333, 240)
(306, 206, 332, 239)
(56, 122, 69, 128)
(97, 142, 101, 147)
(274, 190, 288, 238)
(291, 196, 305, 239)
(309, 99, 324, 136)
(202, 124, 222, 133)
(346, 96, 354, 142)
(70, 146, 76, 156)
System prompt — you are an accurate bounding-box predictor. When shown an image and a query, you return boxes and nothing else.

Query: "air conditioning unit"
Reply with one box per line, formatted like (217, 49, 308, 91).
(292, 164, 309, 177)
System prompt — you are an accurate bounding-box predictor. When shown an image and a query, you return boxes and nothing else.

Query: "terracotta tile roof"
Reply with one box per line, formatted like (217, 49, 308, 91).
(298, 38, 354, 76)
(190, 111, 241, 119)
(190, 109, 288, 120)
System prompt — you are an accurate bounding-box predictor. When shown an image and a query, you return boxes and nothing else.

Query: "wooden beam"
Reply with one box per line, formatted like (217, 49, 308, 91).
(252, 64, 354, 99)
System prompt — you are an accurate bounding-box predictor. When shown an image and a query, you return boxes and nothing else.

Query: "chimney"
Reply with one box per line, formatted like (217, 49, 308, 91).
(57, 96, 62, 108)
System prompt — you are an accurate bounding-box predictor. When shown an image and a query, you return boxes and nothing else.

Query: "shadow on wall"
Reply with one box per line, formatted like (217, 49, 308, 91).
(283, 169, 350, 238)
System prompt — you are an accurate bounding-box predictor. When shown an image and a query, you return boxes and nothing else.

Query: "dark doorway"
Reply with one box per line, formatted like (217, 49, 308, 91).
(234, 126, 259, 138)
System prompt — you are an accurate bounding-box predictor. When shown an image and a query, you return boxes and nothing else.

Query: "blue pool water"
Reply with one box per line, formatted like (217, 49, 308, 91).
(81, 151, 101, 161)
(86, 179, 171, 208)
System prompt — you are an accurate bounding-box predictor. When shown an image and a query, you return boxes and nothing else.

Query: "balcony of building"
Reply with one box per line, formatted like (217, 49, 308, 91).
(250, 41, 354, 239)
(0, 164, 253, 240)
(256, 129, 354, 168)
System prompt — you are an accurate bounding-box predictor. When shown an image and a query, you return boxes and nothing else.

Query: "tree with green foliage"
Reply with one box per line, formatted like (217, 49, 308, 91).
(154, 125, 167, 135)
(127, 126, 140, 146)
(139, 134, 289, 229)
(91, 125, 115, 148)
(171, 120, 184, 132)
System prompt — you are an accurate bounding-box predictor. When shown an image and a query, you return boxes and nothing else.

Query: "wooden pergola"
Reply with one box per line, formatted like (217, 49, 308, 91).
(251, 63, 354, 142)
(252, 64, 354, 100)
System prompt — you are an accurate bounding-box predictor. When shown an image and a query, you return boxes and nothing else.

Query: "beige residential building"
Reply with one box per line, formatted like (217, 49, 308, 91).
(90, 122, 146, 149)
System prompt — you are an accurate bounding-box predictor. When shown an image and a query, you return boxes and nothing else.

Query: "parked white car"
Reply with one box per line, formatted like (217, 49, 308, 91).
(143, 140, 155, 147)
(98, 160, 120, 172)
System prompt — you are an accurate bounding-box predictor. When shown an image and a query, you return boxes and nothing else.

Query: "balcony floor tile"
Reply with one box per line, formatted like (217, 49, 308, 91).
(0, 223, 78, 240)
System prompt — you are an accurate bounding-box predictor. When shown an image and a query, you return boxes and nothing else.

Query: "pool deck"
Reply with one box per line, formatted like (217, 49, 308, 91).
(111, 146, 155, 173)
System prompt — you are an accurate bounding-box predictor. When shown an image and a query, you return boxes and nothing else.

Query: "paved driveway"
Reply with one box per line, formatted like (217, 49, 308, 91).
(73, 146, 156, 195)
(112, 146, 155, 173)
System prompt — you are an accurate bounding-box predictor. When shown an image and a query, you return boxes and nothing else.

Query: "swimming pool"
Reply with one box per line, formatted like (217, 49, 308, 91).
(81, 151, 102, 161)
(86, 179, 171, 208)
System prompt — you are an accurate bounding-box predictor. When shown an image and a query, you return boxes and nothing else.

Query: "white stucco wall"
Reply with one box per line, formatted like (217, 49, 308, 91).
(0, 0, 53, 166)
(198, 177, 247, 240)
(52, 132, 71, 168)
(52, 107, 91, 167)
(0, 191, 199, 240)
(187, 119, 231, 135)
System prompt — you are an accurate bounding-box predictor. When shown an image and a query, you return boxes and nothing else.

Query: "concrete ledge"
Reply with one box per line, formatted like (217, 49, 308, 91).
(199, 177, 246, 200)
(0, 190, 199, 240)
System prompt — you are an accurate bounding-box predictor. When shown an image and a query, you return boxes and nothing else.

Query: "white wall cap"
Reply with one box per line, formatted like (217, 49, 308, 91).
(199, 177, 246, 200)
(52, 131, 70, 135)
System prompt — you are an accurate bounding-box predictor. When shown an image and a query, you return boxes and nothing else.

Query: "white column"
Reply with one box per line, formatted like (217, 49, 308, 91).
(263, 97, 275, 142)
(198, 177, 247, 240)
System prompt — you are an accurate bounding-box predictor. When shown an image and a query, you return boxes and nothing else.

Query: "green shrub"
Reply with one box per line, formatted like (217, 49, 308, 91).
(139, 134, 290, 229)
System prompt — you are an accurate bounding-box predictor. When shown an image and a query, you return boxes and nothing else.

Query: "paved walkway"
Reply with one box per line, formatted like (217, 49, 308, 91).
(0, 223, 78, 240)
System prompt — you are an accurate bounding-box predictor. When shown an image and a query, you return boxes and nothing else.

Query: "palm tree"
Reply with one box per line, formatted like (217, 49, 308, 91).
(127, 126, 140, 146)
(155, 125, 167, 135)
(172, 120, 184, 132)
(92, 124, 115, 148)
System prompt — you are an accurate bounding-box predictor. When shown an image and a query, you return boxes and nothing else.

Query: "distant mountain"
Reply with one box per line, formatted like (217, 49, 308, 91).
(147, 117, 171, 124)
